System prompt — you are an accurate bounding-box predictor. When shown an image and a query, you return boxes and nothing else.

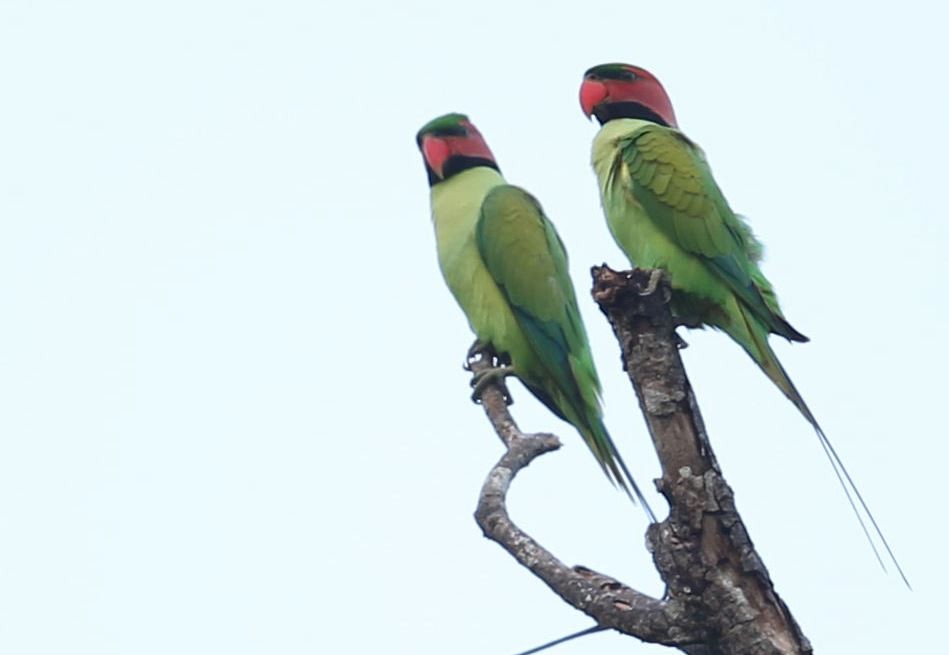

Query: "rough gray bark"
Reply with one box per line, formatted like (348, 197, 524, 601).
(468, 266, 812, 655)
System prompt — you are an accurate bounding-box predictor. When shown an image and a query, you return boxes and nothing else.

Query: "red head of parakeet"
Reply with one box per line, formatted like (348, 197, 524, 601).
(580, 63, 678, 128)
(416, 113, 498, 185)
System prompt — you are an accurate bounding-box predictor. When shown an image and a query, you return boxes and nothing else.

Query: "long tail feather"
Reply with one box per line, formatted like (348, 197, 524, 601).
(589, 419, 658, 523)
(736, 308, 910, 588)
(810, 420, 911, 589)
(612, 442, 659, 523)
(540, 363, 659, 524)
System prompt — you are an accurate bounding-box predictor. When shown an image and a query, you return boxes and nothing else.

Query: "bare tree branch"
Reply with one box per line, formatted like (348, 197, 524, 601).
(468, 352, 702, 647)
(466, 266, 813, 654)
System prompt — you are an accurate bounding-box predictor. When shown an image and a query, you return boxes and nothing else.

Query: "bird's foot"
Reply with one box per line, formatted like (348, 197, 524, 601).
(464, 340, 492, 371)
(466, 339, 488, 361)
(638, 268, 664, 296)
(470, 366, 515, 405)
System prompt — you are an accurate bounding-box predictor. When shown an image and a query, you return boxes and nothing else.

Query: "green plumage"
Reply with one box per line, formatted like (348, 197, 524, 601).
(591, 117, 909, 584)
(476, 187, 603, 441)
(577, 58, 907, 580)
(428, 161, 650, 514)
(592, 118, 809, 418)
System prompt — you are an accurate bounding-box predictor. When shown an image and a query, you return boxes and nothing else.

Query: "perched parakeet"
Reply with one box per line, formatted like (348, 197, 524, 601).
(416, 113, 654, 520)
(579, 63, 905, 582)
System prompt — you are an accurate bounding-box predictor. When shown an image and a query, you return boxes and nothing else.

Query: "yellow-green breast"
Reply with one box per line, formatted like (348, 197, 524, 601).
(430, 167, 526, 355)
(591, 118, 730, 306)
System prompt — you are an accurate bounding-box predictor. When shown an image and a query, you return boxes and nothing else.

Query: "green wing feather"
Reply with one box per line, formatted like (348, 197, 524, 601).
(619, 126, 805, 342)
(476, 185, 653, 518)
(605, 123, 908, 584)
(477, 186, 590, 404)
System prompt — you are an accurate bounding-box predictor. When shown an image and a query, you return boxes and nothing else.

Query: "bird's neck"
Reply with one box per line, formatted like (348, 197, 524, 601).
(591, 119, 655, 188)
(594, 102, 670, 127)
(431, 167, 505, 227)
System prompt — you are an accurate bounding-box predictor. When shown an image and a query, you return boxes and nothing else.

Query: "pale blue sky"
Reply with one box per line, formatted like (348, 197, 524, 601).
(1, 1, 946, 653)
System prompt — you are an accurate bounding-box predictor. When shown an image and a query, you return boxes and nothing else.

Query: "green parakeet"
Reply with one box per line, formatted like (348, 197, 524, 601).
(416, 113, 654, 520)
(579, 63, 905, 583)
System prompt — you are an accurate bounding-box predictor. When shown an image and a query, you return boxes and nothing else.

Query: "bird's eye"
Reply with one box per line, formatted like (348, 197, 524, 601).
(434, 126, 466, 138)
(622, 70, 638, 81)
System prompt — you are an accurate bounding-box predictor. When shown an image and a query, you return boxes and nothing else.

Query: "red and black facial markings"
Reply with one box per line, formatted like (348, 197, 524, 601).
(416, 114, 500, 186)
(580, 64, 678, 128)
